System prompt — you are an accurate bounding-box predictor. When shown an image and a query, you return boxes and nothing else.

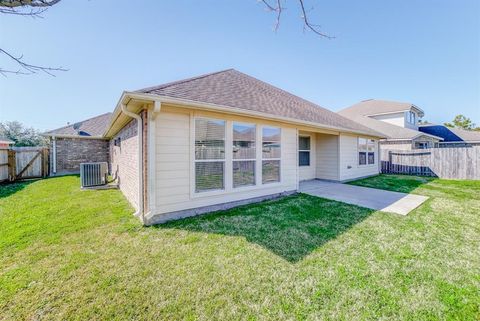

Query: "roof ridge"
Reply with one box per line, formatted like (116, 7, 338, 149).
(136, 69, 235, 93)
(44, 112, 112, 134)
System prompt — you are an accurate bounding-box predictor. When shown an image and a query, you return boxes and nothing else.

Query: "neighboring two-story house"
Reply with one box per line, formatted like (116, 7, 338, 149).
(338, 99, 443, 150)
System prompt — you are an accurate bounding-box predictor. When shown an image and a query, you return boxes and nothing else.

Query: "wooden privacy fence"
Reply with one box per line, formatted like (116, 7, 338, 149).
(381, 144, 480, 179)
(0, 147, 49, 183)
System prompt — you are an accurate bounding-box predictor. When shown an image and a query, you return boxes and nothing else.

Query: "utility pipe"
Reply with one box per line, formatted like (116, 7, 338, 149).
(52, 136, 57, 174)
(120, 102, 145, 224)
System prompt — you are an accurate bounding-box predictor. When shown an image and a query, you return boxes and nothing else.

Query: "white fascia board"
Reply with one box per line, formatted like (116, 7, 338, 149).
(412, 133, 444, 141)
(116, 92, 385, 139)
(365, 110, 411, 117)
(42, 133, 107, 140)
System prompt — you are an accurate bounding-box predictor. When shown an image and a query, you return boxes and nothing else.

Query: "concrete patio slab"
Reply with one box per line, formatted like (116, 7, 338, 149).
(299, 180, 428, 215)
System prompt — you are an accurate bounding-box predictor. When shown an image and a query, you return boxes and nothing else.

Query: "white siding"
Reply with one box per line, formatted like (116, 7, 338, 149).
(298, 131, 316, 181)
(315, 133, 339, 180)
(405, 111, 419, 130)
(339, 134, 379, 181)
(380, 141, 413, 151)
(152, 107, 298, 217)
(371, 112, 406, 128)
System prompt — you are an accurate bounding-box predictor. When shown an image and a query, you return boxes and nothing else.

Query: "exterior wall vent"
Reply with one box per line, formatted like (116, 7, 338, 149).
(80, 162, 108, 188)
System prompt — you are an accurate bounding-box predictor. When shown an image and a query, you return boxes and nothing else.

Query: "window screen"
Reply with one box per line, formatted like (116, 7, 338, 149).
(233, 123, 256, 187)
(262, 127, 281, 159)
(262, 160, 280, 184)
(367, 139, 375, 165)
(298, 136, 310, 166)
(358, 137, 375, 166)
(195, 118, 225, 192)
(262, 127, 280, 183)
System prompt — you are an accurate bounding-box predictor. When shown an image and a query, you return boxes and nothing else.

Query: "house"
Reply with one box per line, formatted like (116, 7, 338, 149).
(418, 124, 480, 145)
(338, 99, 443, 150)
(43, 113, 111, 175)
(0, 137, 14, 149)
(103, 69, 385, 224)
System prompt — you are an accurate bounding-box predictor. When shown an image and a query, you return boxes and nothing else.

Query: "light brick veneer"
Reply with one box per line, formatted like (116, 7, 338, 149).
(109, 119, 139, 210)
(50, 138, 109, 175)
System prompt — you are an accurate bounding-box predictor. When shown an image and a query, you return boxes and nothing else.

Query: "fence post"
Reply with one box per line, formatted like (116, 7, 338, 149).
(388, 151, 392, 174)
(42, 148, 49, 177)
(7, 150, 16, 181)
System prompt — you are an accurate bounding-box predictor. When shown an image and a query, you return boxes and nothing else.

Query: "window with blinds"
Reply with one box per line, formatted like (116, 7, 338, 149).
(195, 118, 225, 192)
(233, 122, 256, 187)
(298, 136, 310, 166)
(358, 137, 375, 166)
(262, 126, 281, 184)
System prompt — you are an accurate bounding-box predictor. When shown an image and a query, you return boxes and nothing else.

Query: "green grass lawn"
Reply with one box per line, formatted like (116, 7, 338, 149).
(0, 175, 479, 320)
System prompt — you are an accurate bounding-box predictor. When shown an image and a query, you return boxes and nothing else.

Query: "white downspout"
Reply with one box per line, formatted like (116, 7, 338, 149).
(120, 103, 145, 224)
(52, 136, 57, 175)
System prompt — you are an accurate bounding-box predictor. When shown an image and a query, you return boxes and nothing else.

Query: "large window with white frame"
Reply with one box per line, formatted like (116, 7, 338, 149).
(358, 137, 375, 166)
(232, 122, 256, 188)
(194, 118, 225, 192)
(298, 136, 311, 166)
(262, 126, 281, 184)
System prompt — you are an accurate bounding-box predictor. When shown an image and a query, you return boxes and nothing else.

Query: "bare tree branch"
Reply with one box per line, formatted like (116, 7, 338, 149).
(298, 0, 333, 38)
(261, 0, 283, 32)
(0, 0, 65, 76)
(0, 0, 61, 8)
(0, 48, 67, 76)
(0, 6, 46, 17)
(260, 0, 334, 39)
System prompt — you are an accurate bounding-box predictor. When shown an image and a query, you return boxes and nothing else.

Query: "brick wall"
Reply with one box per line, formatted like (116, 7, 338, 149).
(50, 137, 109, 175)
(109, 119, 139, 210)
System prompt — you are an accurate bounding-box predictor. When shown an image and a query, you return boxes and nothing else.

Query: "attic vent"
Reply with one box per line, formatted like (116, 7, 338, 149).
(78, 131, 91, 136)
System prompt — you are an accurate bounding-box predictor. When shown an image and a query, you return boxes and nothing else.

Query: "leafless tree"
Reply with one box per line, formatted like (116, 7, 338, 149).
(260, 0, 334, 39)
(0, 0, 66, 76)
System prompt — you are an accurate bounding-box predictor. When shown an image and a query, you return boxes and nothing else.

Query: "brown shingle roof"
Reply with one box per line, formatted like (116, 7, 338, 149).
(44, 112, 112, 137)
(136, 69, 383, 137)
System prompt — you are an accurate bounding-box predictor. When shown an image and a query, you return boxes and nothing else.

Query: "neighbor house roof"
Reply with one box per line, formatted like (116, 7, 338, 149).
(44, 112, 112, 138)
(338, 100, 440, 141)
(339, 99, 424, 117)
(419, 124, 480, 142)
(337, 111, 437, 140)
(0, 137, 14, 144)
(129, 69, 383, 137)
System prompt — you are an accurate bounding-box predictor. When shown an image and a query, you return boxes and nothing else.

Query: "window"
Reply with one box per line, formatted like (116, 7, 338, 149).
(408, 111, 416, 124)
(194, 118, 225, 192)
(358, 137, 375, 165)
(298, 136, 310, 166)
(262, 127, 281, 183)
(233, 122, 256, 187)
(415, 141, 430, 149)
(367, 139, 375, 164)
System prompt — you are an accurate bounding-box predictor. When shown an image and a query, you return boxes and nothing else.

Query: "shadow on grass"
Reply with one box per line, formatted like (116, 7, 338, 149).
(154, 194, 375, 263)
(348, 174, 436, 194)
(0, 179, 38, 199)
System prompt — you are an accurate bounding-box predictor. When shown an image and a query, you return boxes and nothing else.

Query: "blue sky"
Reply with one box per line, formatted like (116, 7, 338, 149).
(1, 0, 479, 131)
